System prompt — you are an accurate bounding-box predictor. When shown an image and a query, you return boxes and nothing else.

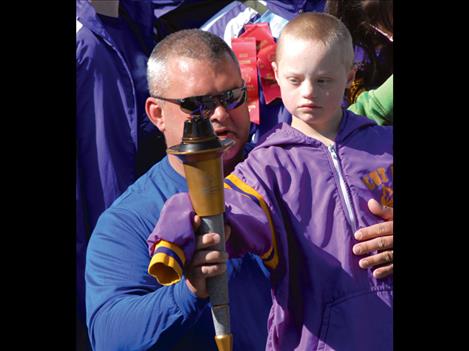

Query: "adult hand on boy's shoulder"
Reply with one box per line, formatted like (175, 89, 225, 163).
(185, 215, 231, 298)
(352, 199, 393, 279)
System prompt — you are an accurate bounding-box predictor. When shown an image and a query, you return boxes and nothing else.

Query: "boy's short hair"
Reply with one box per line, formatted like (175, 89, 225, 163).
(276, 12, 354, 70)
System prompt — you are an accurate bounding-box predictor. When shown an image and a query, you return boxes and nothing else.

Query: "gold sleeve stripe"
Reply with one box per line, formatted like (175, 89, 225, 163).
(147, 240, 186, 286)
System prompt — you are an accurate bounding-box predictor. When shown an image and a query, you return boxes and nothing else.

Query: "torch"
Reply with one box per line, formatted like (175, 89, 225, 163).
(167, 112, 234, 351)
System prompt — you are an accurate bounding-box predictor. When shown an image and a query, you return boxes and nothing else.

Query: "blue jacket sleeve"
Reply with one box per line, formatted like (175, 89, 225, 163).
(86, 208, 209, 350)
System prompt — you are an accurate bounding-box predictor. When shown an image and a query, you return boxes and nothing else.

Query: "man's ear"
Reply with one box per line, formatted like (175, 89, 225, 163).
(346, 65, 357, 89)
(272, 61, 279, 82)
(145, 97, 165, 132)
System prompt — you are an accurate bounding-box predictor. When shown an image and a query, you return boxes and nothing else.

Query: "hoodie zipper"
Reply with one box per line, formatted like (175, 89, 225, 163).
(328, 144, 357, 233)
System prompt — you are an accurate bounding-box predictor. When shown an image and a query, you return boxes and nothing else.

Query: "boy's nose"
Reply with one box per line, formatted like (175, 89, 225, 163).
(301, 81, 315, 99)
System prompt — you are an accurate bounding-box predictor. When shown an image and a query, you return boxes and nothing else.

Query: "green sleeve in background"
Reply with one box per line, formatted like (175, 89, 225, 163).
(348, 74, 393, 125)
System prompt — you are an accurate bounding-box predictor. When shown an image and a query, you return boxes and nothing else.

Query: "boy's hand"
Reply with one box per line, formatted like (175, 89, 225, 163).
(185, 215, 231, 298)
(353, 199, 393, 279)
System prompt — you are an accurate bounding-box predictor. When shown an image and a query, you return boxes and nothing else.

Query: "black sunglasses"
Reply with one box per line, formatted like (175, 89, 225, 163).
(152, 83, 247, 116)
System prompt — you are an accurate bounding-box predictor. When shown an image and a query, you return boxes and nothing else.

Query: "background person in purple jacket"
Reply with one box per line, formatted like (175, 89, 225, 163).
(76, 1, 167, 349)
(148, 14, 392, 350)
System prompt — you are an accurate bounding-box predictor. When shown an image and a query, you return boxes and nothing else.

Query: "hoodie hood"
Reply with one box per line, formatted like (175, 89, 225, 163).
(253, 109, 377, 150)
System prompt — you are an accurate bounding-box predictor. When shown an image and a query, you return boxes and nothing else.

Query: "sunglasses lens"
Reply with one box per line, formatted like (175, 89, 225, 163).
(222, 87, 247, 110)
(179, 86, 246, 115)
(180, 98, 201, 114)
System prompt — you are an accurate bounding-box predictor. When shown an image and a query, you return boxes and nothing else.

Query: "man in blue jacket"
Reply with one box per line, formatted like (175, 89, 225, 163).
(85, 29, 394, 350)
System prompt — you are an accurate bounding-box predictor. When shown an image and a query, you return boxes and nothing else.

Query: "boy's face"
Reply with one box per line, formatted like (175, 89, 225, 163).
(273, 36, 353, 129)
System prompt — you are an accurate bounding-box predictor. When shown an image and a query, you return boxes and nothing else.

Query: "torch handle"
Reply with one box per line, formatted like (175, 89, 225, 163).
(170, 116, 234, 351)
(198, 215, 231, 337)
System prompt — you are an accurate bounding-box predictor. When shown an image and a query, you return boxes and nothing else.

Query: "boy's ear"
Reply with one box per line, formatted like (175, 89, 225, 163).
(272, 61, 279, 82)
(145, 97, 165, 132)
(346, 65, 357, 89)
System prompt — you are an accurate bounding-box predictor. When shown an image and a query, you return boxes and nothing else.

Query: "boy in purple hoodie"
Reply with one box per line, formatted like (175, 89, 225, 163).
(148, 13, 392, 351)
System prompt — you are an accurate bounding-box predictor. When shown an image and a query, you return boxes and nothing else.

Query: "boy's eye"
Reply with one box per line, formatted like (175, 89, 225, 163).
(287, 78, 300, 85)
(317, 78, 331, 84)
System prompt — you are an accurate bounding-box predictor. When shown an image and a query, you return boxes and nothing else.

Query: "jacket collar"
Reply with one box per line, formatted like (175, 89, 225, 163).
(335, 110, 377, 143)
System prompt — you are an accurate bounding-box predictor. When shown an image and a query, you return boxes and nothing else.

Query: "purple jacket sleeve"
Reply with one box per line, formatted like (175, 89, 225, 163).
(223, 189, 276, 268)
(223, 174, 279, 270)
(147, 192, 196, 286)
(147, 187, 276, 285)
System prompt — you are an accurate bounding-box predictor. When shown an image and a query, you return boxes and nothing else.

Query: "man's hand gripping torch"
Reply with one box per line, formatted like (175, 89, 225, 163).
(167, 111, 234, 351)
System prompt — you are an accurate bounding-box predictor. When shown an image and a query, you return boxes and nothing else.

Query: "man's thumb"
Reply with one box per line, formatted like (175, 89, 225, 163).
(368, 198, 393, 220)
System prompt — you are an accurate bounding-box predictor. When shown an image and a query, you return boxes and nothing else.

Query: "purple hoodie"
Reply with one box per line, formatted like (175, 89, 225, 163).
(148, 110, 393, 350)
